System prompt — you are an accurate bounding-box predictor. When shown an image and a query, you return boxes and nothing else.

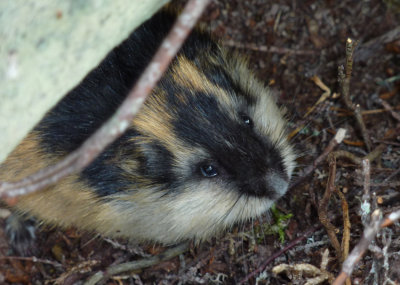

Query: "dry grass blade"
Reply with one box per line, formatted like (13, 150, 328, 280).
(304, 76, 335, 118)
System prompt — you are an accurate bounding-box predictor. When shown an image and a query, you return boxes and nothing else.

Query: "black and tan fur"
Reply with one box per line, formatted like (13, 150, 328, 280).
(1, 9, 296, 254)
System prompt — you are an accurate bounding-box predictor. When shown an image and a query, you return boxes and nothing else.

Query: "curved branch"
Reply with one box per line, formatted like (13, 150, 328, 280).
(0, 0, 211, 201)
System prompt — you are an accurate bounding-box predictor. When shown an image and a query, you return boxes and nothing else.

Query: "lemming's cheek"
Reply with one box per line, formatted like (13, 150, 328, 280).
(251, 96, 286, 143)
(168, 180, 238, 216)
(165, 180, 273, 226)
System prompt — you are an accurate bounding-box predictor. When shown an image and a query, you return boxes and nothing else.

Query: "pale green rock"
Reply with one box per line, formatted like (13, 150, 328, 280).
(0, 0, 168, 163)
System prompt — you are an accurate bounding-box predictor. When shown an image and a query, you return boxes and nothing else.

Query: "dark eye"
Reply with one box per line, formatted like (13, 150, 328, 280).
(200, 165, 218, 178)
(240, 114, 253, 127)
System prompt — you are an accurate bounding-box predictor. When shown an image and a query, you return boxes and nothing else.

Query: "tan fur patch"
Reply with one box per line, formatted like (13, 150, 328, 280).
(130, 87, 197, 163)
(0, 132, 53, 182)
(132, 90, 177, 146)
(16, 175, 105, 229)
(0, 132, 109, 230)
(171, 56, 213, 93)
(171, 56, 238, 114)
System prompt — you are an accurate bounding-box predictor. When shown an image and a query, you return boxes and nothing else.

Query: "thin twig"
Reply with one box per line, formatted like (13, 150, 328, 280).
(223, 40, 315, 55)
(338, 38, 372, 151)
(333, 150, 363, 165)
(54, 260, 101, 284)
(336, 189, 350, 266)
(365, 144, 385, 162)
(381, 209, 400, 228)
(84, 242, 189, 285)
(356, 26, 400, 62)
(383, 167, 400, 183)
(333, 144, 385, 166)
(332, 210, 382, 285)
(371, 139, 400, 147)
(361, 159, 371, 226)
(0, 255, 63, 268)
(318, 154, 342, 262)
(333, 208, 400, 285)
(238, 226, 319, 284)
(378, 98, 400, 122)
(0, 0, 211, 201)
(359, 181, 400, 187)
(103, 238, 151, 257)
(332, 105, 400, 117)
(290, 128, 346, 189)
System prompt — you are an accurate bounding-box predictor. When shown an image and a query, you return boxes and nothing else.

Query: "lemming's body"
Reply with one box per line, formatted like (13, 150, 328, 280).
(1, 9, 296, 254)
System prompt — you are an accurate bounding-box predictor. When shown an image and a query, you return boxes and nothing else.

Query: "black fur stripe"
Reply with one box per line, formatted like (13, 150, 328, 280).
(170, 87, 284, 198)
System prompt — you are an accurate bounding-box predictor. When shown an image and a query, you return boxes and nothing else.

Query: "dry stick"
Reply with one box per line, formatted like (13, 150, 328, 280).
(361, 159, 372, 226)
(383, 167, 400, 183)
(333, 150, 363, 165)
(238, 226, 319, 284)
(380, 210, 400, 228)
(333, 210, 400, 285)
(0, 0, 211, 201)
(289, 128, 346, 190)
(372, 139, 400, 147)
(332, 201, 400, 284)
(223, 40, 315, 55)
(334, 106, 400, 117)
(319, 156, 379, 284)
(333, 143, 385, 166)
(0, 256, 63, 268)
(379, 98, 400, 122)
(358, 181, 400, 187)
(356, 26, 400, 62)
(332, 210, 382, 285)
(318, 155, 342, 262)
(364, 144, 385, 162)
(339, 38, 372, 152)
(336, 189, 350, 267)
(53, 260, 100, 284)
(84, 242, 189, 285)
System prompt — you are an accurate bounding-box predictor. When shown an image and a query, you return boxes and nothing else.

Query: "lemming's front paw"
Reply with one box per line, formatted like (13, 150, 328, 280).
(5, 213, 37, 256)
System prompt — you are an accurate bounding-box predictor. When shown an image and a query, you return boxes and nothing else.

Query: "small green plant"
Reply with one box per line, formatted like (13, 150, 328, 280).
(254, 205, 293, 243)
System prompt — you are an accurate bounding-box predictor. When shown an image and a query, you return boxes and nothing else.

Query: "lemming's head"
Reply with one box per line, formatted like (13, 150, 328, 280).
(111, 45, 296, 242)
